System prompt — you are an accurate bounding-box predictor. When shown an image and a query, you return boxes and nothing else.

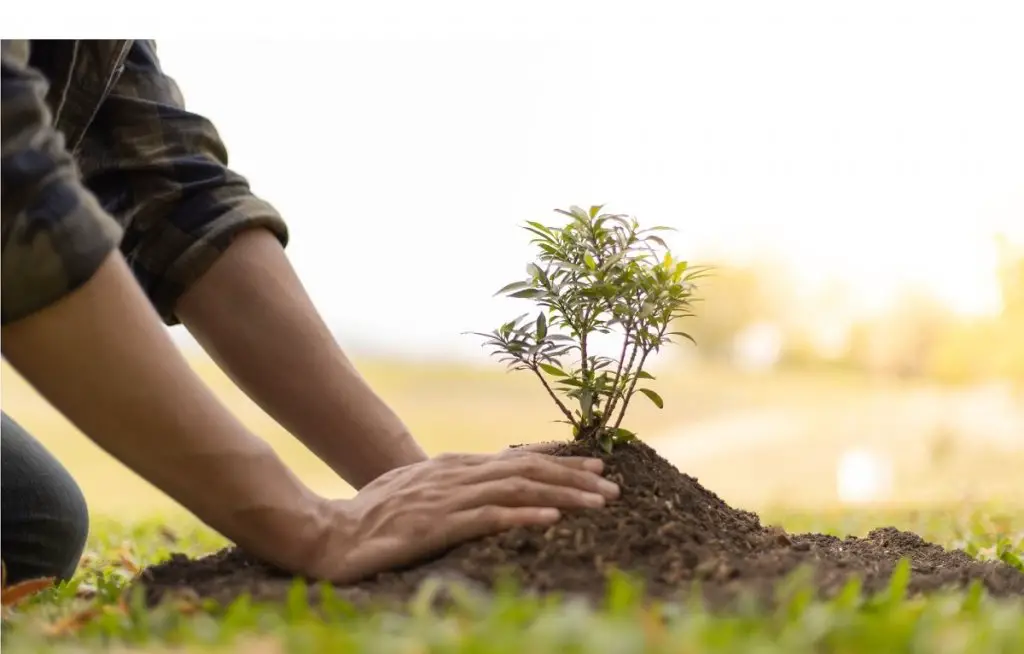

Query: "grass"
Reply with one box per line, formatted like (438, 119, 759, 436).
(1, 508, 1022, 653)
(3, 354, 1024, 651)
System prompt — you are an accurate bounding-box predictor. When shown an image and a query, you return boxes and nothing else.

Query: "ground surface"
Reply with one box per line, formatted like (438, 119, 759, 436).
(3, 357, 1024, 651)
(136, 440, 1024, 612)
(2, 506, 1022, 653)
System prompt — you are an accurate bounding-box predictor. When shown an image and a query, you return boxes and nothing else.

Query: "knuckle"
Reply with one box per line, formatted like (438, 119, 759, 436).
(515, 457, 546, 478)
(507, 476, 533, 495)
(406, 514, 434, 540)
(478, 505, 507, 529)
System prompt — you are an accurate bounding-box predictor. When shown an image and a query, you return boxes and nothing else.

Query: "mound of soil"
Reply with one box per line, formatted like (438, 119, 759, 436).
(136, 441, 1024, 610)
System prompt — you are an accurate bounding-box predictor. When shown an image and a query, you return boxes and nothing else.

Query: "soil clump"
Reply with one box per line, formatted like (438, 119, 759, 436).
(136, 441, 1024, 610)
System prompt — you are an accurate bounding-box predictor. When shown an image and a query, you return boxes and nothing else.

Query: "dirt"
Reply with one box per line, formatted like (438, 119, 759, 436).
(135, 440, 1024, 610)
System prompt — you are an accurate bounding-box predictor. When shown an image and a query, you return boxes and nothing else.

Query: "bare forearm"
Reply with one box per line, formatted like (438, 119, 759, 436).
(175, 228, 427, 489)
(1, 253, 324, 570)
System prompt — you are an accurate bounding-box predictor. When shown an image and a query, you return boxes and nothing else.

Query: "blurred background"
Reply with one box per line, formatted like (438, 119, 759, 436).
(3, 2, 1023, 520)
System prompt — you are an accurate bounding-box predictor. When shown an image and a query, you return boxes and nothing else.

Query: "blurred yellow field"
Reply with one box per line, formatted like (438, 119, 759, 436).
(4, 354, 1022, 519)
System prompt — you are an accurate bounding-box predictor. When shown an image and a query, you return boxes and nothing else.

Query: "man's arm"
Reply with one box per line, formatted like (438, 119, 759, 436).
(75, 41, 425, 488)
(175, 228, 428, 489)
(0, 40, 326, 573)
(2, 254, 329, 573)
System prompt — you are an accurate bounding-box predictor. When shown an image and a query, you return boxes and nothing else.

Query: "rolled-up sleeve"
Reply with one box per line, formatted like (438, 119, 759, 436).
(1, 40, 124, 325)
(77, 40, 289, 325)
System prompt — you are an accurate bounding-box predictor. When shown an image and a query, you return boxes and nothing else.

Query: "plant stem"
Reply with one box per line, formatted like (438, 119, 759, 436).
(599, 322, 634, 431)
(530, 365, 578, 427)
(605, 334, 642, 431)
(613, 345, 652, 431)
(614, 319, 669, 431)
(579, 307, 591, 387)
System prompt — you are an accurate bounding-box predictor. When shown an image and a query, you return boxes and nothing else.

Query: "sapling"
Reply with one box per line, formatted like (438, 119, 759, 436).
(470, 205, 706, 452)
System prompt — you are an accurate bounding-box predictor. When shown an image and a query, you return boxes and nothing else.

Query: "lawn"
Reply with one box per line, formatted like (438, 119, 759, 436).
(2, 508, 1022, 653)
(3, 355, 1023, 652)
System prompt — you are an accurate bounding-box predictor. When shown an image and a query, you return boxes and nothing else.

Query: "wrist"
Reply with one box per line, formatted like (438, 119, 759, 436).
(280, 498, 361, 581)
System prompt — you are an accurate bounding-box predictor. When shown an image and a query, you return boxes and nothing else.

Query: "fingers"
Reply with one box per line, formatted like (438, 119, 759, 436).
(447, 478, 607, 512)
(450, 448, 605, 474)
(501, 447, 606, 474)
(462, 456, 620, 500)
(440, 505, 563, 545)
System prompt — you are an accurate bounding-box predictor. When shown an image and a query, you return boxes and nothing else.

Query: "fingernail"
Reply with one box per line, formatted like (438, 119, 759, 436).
(583, 459, 604, 473)
(538, 508, 560, 521)
(582, 492, 605, 508)
(598, 479, 620, 497)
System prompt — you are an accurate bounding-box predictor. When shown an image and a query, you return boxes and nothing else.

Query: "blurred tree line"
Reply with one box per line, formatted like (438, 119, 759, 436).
(679, 237, 1024, 387)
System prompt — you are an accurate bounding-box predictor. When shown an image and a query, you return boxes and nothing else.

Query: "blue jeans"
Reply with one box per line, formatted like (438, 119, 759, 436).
(1, 412, 89, 584)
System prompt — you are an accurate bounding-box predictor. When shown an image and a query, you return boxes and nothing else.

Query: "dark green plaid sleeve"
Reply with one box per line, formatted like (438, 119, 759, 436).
(77, 40, 289, 326)
(1, 40, 124, 325)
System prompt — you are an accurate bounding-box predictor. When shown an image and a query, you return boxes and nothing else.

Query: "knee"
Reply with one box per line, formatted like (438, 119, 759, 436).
(1, 413, 89, 583)
(53, 480, 90, 580)
(1, 465, 90, 584)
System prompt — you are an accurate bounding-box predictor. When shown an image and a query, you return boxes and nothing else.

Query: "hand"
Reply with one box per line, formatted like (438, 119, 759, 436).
(300, 448, 620, 583)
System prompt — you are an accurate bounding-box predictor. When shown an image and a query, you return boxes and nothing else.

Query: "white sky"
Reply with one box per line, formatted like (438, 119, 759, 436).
(15, 1, 1024, 359)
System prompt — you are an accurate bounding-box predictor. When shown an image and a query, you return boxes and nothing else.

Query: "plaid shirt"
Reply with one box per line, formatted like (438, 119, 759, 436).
(1, 39, 288, 326)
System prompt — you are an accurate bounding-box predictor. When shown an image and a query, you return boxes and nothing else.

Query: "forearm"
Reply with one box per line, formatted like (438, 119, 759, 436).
(1, 253, 325, 571)
(175, 228, 427, 489)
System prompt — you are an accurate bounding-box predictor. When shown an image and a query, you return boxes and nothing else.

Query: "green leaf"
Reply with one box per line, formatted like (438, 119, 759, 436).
(961, 579, 984, 612)
(634, 370, 655, 380)
(831, 576, 863, 611)
(535, 312, 547, 339)
(584, 253, 597, 270)
(524, 226, 555, 242)
(599, 250, 626, 272)
(667, 331, 697, 346)
(882, 558, 912, 605)
(569, 205, 589, 220)
(645, 235, 669, 250)
(637, 388, 664, 409)
(639, 225, 676, 233)
(556, 378, 585, 389)
(494, 280, 532, 296)
(589, 205, 604, 218)
(526, 263, 543, 278)
(1000, 548, 1024, 571)
(538, 363, 567, 377)
(598, 431, 614, 454)
(612, 428, 636, 443)
(509, 288, 546, 299)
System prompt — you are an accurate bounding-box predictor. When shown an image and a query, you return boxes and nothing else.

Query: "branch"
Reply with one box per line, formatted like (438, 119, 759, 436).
(601, 327, 642, 432)
(579, 306, 591, 388)
(530, 365, 578, 427)
(612, 345, 652, 431)
(613, 319, 669, 431)
(600, 320, 634, 427)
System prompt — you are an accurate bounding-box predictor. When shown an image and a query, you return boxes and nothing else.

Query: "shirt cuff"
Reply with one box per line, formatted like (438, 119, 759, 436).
(1, 174, 124, 325)
(147, 195, 290, 326)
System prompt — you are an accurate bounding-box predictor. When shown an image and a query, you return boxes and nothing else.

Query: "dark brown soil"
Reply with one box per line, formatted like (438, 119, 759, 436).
(135, 440, 1024, 610)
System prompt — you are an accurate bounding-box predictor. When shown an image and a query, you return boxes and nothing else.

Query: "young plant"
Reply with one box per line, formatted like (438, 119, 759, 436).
(470, 205, 706, 452)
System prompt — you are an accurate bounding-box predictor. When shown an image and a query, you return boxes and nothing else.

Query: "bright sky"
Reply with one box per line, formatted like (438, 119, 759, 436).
(19, 1, 1024, 359)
